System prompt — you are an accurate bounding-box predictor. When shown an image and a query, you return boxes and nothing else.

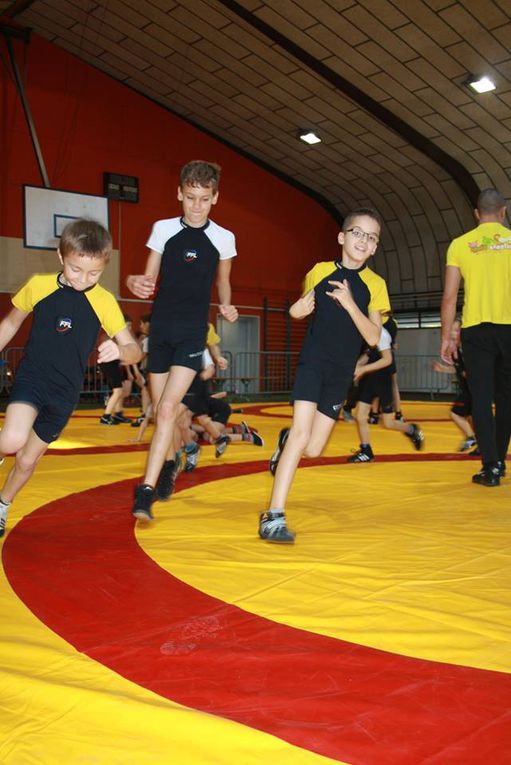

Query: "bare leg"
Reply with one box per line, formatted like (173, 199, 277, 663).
(1, 429, 49, 503)
(0, 403, 39, 458)
(269, 402, 336, 510)
(355, 401, 371, 444)
(144, 366, 196, 487)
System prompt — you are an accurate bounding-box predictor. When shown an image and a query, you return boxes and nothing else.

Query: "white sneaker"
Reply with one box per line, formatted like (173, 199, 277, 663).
(0, 500, 10, 538)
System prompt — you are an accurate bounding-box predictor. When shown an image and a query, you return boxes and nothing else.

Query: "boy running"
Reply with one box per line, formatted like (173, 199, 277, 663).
(126, 160, 238, 521)
(0, 219, 141, 538)
(262, 208, 390, 543)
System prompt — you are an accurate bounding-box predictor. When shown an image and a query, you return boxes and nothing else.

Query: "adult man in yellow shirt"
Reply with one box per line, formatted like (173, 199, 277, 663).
(441, 188, 511, 487)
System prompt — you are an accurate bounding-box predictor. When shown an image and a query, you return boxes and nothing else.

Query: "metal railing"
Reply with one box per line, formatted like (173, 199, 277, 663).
(0, 348, 454, 401)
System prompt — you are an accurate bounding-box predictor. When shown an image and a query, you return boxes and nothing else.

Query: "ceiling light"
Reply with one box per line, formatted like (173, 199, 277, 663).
(467, 75, 496, 94)
(298, 130, 321, 145)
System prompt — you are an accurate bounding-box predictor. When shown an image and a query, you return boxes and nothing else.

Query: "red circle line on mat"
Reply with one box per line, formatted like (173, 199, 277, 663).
(3, 459, 511, 765)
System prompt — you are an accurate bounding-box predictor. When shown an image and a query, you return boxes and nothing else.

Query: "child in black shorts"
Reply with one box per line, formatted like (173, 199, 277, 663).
(0, 220, 141, 538)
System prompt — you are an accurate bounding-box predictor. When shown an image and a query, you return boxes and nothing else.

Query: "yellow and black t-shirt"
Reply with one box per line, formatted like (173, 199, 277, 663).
(299, 260, 390, 368)
(446, 222, 511, 328)
(12, 273, 125, 401)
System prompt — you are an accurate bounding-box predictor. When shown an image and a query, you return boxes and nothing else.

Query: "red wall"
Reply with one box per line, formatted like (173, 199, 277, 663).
(1, 33, 339, 335)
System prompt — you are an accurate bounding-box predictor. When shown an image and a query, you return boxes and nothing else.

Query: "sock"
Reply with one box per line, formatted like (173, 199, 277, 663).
(268, 508, 285, 516)
(0, 496, 11, 508)
(184, 442, 197, 454)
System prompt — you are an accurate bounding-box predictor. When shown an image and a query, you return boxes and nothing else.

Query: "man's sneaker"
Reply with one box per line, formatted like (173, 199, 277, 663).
(269, 428, 290, 476)
(342, 409, 355, 422)
(132, 483, 155, 520)
(111, 412, 132, 424)
(0, 499, 10, 538)
(469, 446, 481, 457)
(347, 444, 375, 463)
(405, 423, 424, 451)
(155, 459, 176, 501)
(259, 511, 295, 544)
(368, 411, 379, 425)
(99, 414, 119, 425)
(472, 465, 501, 487)
(250, 431, 264, 447)
(459, 437, 477, 452)
(131, 414, 146, 427)
(498, 460, 506, 477)
(184, 444, 201, 472)
(215, 435, 231, 458)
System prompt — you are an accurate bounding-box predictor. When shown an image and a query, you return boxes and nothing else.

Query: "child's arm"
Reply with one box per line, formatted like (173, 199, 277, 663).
(126, 250, 161, 299)
(200, 363, 216, 381)
(289, 289, 315, 319)
(98, 327, 142, 365)
(326, 280, 381, 346)
(355, 349, 392, 382)
(0, 307, 29, 352)
(216, 259, 238, 322)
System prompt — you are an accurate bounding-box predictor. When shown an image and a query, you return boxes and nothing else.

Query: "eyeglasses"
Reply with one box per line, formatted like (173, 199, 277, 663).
(346, 227, 379, 246)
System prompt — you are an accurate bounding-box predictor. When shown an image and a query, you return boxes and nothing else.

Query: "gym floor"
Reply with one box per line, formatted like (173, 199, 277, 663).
(1, 401, 510, 765)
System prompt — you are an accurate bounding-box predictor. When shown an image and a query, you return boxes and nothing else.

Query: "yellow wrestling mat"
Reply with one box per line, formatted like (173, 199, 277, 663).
(1, 402, 510, 765)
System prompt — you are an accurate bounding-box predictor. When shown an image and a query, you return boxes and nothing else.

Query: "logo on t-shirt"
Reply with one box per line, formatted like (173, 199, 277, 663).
(56, 316, 73, 333)
(183, 249, 198, 263)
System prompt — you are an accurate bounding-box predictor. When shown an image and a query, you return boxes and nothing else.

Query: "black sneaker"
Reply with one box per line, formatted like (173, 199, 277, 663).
(99, 414, 119, 425)
(394, 411, 405, 422)
(459, 437, 477, 452)
(259, 511, 295, 544)
(132, 483, 155, 520)
(111, 412, 132, 424)
(368, 411, 379, 424)
(347, 444, 375, 463)
(269, 428, 290, 476)
(498, 460, 506, 477)
(215, 435, 231, 458)
(131, 414, 145, 427)
(472, 465, 501, 487)
(155, 459, 176, 501)
(406, 423, 424, 451)
(250, 431, 264, 447)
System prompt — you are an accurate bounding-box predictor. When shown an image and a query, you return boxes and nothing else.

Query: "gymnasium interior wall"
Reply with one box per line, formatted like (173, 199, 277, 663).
(0, 32, 339, 346)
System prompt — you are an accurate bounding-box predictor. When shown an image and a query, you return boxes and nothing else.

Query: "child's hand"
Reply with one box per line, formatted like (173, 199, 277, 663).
(326, 279, 354, 310)
(97, 339, 120, 363)
(353, 364, 365, 383)
(290, 290, 315, 319)
(216, 355, 229, 370)
(126, 274, 156, 299)
(219, 304, 238, 322)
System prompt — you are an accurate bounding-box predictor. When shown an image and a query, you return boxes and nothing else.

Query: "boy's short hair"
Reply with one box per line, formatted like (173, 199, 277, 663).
(180, 160, 221, 192)
(477, 188, 506, 215)
(342, 207, 382, 233)
(59, 219, 112, 260)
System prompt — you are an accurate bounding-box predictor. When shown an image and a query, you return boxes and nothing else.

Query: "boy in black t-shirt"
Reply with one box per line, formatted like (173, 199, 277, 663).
(0, 220, 141, 538)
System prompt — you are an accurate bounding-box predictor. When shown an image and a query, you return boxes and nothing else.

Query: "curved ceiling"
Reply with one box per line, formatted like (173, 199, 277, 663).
(2, 0, 511, 308)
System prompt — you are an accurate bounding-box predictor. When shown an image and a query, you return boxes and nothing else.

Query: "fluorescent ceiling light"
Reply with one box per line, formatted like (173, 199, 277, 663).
(298, 130, 321, 145)
(467, 76, 496, 93)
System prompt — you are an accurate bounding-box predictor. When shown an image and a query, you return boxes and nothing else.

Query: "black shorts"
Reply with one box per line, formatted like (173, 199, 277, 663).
(9, 369, 76, 444)
(291, 361, 352, 420)
(451, 390, 471, 418)
(100, 360, 123, 389)
(208, 397, 231, 425)
(182, 375, 209, 416)
(148, 336, 205, 374)
(358, 369, 393, 411)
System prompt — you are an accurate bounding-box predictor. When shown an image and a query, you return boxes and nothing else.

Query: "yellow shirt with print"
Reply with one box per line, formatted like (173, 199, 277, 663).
(446, 222, 511, 328)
